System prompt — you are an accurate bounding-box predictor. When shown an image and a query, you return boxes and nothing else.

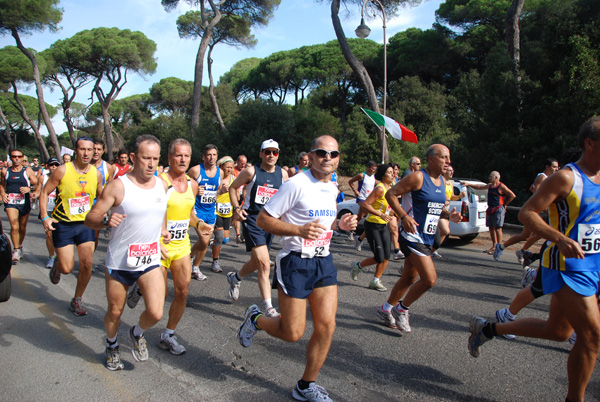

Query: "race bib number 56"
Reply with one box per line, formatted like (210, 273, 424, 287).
(301, 230, 333, 258)
(579, 224, 600, 254)
(127, 241, 160, 269)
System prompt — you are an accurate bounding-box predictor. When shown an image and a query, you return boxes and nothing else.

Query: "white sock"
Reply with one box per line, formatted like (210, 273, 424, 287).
(164, 328, 175, 337)
(192, 265, 200, 271)
(505, 309, 516, 320)
(382, 302, 393, 312)
(263, 299, 273, 310)
(132, 324, 144, 338)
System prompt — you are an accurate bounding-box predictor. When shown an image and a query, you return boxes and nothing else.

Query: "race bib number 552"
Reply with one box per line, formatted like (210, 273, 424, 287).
(579, 224, 600, 254)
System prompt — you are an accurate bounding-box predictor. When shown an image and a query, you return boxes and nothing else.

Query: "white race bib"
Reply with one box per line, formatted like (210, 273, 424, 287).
(578, 224, 600, 254)
(255, 185, 278, 205)
(47, 192, 56, 211)
(167, 219, 189, 241)
(7, 193, 25, 205)
(301, 230, 333, 258)
(423, 214, 440, 235)
(200, 190, 217, 204)
(127, 241, 160, 269)
(217, 202, 232, 215)
(68, 195, 90, 216)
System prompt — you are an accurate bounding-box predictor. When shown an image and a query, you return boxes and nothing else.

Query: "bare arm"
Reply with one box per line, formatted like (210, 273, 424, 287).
(84, 180, 125, 230)
(360, 185, 392, 223)
(500, 183, 516, 205)
(229, 166, 254, 221)
(348, 173, 364, 197)
(385, 172, 424, 234)
(257, 209, 326, 240)
(40, 166, 66, 231)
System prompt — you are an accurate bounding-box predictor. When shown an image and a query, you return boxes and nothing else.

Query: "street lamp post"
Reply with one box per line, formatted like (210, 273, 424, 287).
(356, 0, 388, 163)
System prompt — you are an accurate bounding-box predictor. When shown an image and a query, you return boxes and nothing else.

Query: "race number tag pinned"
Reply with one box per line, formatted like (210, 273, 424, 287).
(167, 220, 190, 241)
(423, 214, 440, 235)
(127, 241, 160, 269)
(217, 202, 232, 215)
(255, 186, 277, 205)
(578, 224, 600, 254)
(7, 193, 25, 205)
(68, 195, 90, 216)
(201, 190, 217, 204)
(301, 230, 333, 258)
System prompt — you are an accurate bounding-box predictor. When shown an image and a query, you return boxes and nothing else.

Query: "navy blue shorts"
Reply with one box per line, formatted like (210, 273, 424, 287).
(274, 251, 337, 299)
(107, 265, 160, 287)
(243, 213, 273, 252)
(5, 198, 31, 217)
(52, 221, 96, 248)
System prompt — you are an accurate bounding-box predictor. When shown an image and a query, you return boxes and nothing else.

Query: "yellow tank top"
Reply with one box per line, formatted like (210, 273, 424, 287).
(445, 179, 453, 201)
(161, 173, 196, 248)
(52, 162, 98, 222)
(366, 183, 391, 225)
(216, 175, 234, 218)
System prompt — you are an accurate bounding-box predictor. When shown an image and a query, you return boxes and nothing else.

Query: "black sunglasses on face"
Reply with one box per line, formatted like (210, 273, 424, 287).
(311, 149, 340, 158)
(10, 154, 23, 158)
(262, 149, 279, 156)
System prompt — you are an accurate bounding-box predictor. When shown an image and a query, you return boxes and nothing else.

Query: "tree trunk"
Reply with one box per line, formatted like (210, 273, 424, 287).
(11, 29, 61, 159)
(505, 0, 525, 130)
(101, 104, 114, 162)
(0, 105, 13, 149)
(207, 44, 227, 132)
(11, 85, 49, 160)
(330, 0, 388, 162)
(190, 5, 222, 133)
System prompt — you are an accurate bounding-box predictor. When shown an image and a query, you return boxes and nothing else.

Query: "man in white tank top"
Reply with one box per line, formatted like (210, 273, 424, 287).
(85, 135, 170, 371)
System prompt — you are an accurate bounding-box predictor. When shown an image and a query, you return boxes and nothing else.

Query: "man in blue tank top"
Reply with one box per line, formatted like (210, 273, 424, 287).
(376, 144, 461, 333)
(188, 144, 223, 280)
(469, 117, 600, 402)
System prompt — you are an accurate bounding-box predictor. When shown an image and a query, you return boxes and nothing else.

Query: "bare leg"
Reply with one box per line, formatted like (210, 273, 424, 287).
(73, 242, 94, 299)
(164, 255, 192, 331)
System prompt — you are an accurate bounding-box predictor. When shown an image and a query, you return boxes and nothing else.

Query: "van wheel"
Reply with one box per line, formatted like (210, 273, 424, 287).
(0, 272, 11, 302)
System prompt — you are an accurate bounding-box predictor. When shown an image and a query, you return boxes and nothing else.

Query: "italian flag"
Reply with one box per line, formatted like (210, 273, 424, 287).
(361, 108, 418, 144)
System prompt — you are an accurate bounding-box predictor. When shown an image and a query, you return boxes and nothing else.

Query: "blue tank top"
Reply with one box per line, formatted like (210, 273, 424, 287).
(97, 161, 108, 187)
(487, 184, 504, 207)
(402, 170, 446, 246)
(194, 164, 221, 215)
(246, 164, 283, 214)
(5, 167, 31, 197)
(542, 163, 600, 272)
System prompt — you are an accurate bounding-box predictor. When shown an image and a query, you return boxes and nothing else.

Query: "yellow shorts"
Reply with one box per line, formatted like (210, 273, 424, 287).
(161, 240, 191, 270)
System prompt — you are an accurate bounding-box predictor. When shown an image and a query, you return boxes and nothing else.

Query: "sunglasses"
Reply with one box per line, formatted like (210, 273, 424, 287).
(311, 149, 340, 158)
(10, 154, 23, 158)
(262, 149, 279, 156)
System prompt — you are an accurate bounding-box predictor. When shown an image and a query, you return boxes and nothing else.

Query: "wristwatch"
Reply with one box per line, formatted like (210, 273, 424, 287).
(102, 215, 110, 226)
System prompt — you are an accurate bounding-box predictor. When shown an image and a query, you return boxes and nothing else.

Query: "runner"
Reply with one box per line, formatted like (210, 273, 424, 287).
(236, 135, 357, 401)
(85, 134, 169, 371)
(1, 148, 38, 262)
(431, 165, 465, 259)
(62, 154, 72, 164)
(227, 139, 288, 317)
(40, 137, 102, 316)
(288, 151, 309, 177)
(351, 163, 395, 291)
(232, 155, 247, 244)
(468, 116, 600, 402)
(35, 157, 60, 268)
(376, 145, 461, 332)
(348, 160, 377, 251)
(211, 156, 235, 273)
(113, 150, 132, 180)
(401, 156, 421, 179)
(91, 139, 115, 248)
(188, 144, 223, 280)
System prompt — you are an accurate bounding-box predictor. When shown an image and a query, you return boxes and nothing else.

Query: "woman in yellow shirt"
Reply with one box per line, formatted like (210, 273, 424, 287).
(211, 156, 235, 273)
(350, 164, 395, 291)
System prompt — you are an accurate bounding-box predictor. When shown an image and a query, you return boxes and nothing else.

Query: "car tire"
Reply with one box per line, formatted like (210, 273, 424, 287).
(459, 233, 479, 242)
(337, 209, 353, 220)
(0, 272, 10, 302)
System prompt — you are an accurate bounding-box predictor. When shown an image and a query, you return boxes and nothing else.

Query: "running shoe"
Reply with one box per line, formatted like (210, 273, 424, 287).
(521, 267, 537, 288)
(393, 250, 405, 260)
(191, 267, 207, 281)
(211, 260, 223, 273)
(368, 278, 387, 292)
(129, 327, 149, 361)
(515, 249, 525, 264)
(238, 304, 262, 348)
(292, 383, 333, 402)
(354, 235, 363, 251)
(159, 334, 186, 355)
(495, 308, 516, 340)
(522, 251, 535, 269)
(493, 244, 504, 261)
(391, 307, 411, 333)
(265, 306, 280, 318)
(11, 248, 20, 263)
(350, 262, 361, 281)
(105, 346, 124, 371)
(431, 251, 443, 259)
(49, 264, 61, 284)
(227, 272, 240, 301)
(127, 283, 142, 309)
(376, 306, 397, 329)
(46, 255, 55, 269)
(70, 297, 88, 316)
(468, 315, 491, 358)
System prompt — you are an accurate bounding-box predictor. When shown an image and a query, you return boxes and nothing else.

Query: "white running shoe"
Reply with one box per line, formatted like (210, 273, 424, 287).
(368, 278, 387, 292)
(393, 250, 405, 260)
(515, 249, 525, 264)
(354, 235, 363, 251)
(292, 383, 332, 402)
(46, 256, 55, 269)
(521, 267, 537, 288)
(391, 307, 411, 333)
(211, 260, 223, 273)
(495, 308, 516, 340)
(191, 267, 207, 281)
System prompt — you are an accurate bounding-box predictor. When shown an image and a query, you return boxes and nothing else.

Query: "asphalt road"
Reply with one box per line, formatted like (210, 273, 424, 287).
(2, 216, 599, 402)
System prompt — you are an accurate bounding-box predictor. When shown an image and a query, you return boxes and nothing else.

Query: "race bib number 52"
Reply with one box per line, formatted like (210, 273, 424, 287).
(127, 241, 160, 269)
(301, 230, 333, 258)
(578, 224, 600, 254)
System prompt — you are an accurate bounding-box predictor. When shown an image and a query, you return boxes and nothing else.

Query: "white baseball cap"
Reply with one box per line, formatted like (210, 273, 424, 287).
(261, 139, 279, 151)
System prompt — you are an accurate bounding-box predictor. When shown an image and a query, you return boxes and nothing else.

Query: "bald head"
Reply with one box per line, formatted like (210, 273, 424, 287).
(311, 135, 338, 150)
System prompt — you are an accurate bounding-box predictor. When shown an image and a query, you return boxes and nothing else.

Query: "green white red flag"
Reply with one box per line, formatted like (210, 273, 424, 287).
(361, 108, 418, 144)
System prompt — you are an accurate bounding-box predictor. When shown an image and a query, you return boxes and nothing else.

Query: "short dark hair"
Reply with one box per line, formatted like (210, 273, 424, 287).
(132, 134, 160, 155)
(577, 116, 600, 150)
(117, 149, 129, 157)
(366, 160, 377, 168)
(75, 136, 94, 149)
(544, 157, 557, 167)
(203, 144, 218, 155)
(93, 139, 105, 148)
(375, 164, 393, 181)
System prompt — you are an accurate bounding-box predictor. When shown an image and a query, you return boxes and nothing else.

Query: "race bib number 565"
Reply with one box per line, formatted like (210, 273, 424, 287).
(579, 224, 600, 254)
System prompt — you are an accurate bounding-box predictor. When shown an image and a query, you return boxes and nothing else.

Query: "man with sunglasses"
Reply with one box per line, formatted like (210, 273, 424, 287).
(0, 149, 38, 262)
(227, 139, 288, 317)
(40, 137, 103, 316)
(237, 135, 357, 401)
(401, 156, 421, 179)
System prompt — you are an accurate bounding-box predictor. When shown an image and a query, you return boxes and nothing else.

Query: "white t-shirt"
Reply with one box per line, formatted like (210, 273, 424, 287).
(264, 170, 337, 255)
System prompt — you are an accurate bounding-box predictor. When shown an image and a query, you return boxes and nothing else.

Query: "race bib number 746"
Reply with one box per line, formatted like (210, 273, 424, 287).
(127, 241, 160, 269)
(578, 224, 600, 254)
